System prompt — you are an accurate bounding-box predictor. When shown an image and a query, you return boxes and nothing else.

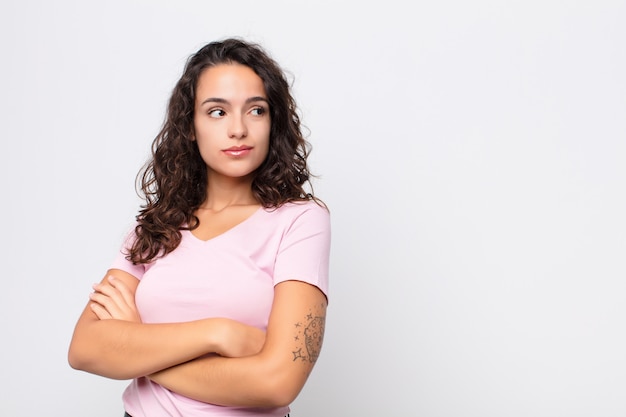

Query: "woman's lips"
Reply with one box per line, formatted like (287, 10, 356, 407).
(223, 145, 253, 157)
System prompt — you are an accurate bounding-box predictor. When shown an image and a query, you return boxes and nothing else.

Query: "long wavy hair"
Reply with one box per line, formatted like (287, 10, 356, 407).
(127, 38, 321, 264)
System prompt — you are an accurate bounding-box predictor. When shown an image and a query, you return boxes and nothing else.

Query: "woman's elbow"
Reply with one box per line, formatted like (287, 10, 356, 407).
(267, 388, 302, 408)
(256, 368, 309, 407)
(67, 342, 98, 374)
(67, 340, 129, 380)
(253, 385, 299, 408)
(67, 340, 88, 371)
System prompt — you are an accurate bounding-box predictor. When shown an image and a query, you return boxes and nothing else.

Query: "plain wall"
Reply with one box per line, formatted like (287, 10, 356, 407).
(1, 1, 625, 416)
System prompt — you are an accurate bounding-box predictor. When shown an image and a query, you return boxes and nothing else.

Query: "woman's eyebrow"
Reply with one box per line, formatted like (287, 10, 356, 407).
(200, 96, 268, 106)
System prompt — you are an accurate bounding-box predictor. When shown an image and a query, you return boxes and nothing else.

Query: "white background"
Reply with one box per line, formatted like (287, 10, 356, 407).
(1, 1, 625, 416)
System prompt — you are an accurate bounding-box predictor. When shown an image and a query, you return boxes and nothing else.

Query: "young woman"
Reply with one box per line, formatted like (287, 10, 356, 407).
(68, 38, 331, 417)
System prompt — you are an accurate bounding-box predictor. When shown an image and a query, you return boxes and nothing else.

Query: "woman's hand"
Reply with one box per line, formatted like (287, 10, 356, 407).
(89, 275, 141, 323)
(212, 319, 266, 358)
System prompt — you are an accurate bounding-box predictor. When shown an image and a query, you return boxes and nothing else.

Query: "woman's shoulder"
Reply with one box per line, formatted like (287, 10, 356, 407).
(268, 199, 329, 216)
(259, 199, 330, 225)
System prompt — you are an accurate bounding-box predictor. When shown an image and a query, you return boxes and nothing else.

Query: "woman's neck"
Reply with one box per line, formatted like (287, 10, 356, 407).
(200, 174, 258, 212)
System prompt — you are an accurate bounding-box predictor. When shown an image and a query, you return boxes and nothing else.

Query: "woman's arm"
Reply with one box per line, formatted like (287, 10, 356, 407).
(148, 279, 327, 408)
(67, 268, 264, 380)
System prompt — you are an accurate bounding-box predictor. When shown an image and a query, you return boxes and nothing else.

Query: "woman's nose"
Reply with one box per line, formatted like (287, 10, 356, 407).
(228, 115, 248, 139)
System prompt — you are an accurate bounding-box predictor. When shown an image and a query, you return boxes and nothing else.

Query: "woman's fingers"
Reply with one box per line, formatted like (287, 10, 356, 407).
(90, 275, 141, 322)
(90, 283, 123, 318)
(89, 301, 112, 320)
(108, 276, 136, 310)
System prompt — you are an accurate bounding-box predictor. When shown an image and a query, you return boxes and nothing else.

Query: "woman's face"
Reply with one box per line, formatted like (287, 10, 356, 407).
(193, 63, 271, 181)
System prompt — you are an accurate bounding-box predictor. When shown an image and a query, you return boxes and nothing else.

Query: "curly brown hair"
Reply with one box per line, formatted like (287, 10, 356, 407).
(128, 38, 321, 264)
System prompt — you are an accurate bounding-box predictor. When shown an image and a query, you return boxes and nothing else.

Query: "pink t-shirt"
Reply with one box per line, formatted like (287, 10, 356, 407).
(110, 201, 331, 417)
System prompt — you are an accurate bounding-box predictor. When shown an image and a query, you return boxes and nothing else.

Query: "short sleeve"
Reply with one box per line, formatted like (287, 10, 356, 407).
(273, 203, 331, 298)
(109, 226, 147, 279)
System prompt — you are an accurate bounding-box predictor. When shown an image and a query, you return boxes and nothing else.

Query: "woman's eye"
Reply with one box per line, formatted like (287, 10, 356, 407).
(208, 109, 225, 118)
(251, 107, 266, 116)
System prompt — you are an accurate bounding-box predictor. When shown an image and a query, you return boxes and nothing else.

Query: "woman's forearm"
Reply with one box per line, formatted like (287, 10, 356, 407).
(68, 315, 220, 380)
(69, 269, 224, 379)
(147, 280, 327, 407)
(148, 353, 296, 408)
(68, 268, 266, 380)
